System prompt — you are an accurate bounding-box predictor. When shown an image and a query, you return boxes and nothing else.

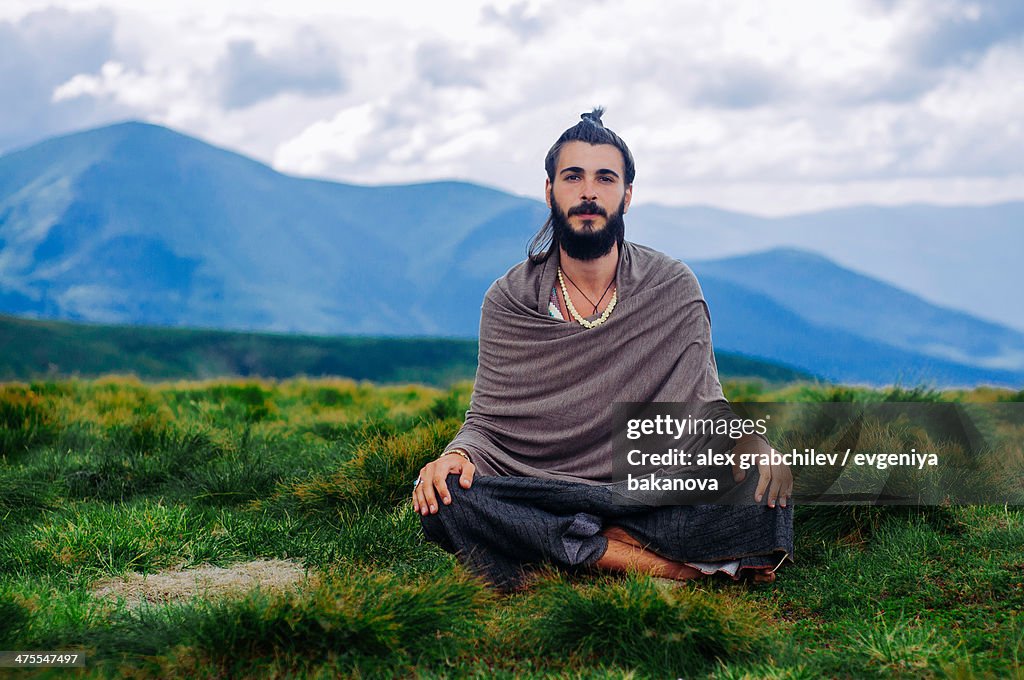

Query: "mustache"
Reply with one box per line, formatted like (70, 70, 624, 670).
(567, 201, 607, 217)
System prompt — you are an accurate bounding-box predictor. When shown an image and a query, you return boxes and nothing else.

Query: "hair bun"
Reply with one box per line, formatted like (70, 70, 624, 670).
(580, 106, 606, 126)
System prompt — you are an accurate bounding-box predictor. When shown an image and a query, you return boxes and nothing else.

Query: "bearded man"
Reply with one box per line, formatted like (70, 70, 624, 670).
(413, 108, 793, 591)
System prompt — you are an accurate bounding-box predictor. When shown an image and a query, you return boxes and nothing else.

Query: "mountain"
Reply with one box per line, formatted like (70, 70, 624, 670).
(628, 202, 1024, 334)
(1, 121, 1022, 387)
(0, 121, 543, 336)
(693, 270, 1024, 387)
(691, 249, 1024, 372)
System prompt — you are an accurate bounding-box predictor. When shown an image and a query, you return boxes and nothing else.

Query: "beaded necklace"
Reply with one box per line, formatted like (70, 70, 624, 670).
(557, 267, 617, 328)
(559, 266, 614, 314)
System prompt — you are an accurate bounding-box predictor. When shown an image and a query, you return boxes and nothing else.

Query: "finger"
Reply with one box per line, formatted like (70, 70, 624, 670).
(732, 461, 746, 484)
(754, 466, 771, 503)
(420, 465, 439, 514)
(413, 474, 428, 515)
(431, 469, 452, 512)
(773, 466, 789, 504)
(773, 467, 792, 507)
(460, 462, 476, 488)
(766, 470, 784, 508)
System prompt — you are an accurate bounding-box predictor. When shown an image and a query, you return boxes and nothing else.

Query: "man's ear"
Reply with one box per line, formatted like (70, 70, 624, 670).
(623, 184, 633, 213)
(545, 178, 552, 208)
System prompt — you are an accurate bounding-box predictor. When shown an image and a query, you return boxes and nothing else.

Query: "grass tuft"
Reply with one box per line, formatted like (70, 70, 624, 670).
(851, 613, 953, 674)
(179, 569, 487, 676)
(0, 593, 31, 646)
(282, 418, 463, 513)
(529, 574, 769, 676)
(1, 500, 235, 580)
(0, 474, 56, 519)
(711, 660, 819, 680)
(0, 385, 58, 457)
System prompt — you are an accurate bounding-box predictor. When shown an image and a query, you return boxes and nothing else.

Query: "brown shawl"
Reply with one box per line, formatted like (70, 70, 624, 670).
(445, 240, 734, 483)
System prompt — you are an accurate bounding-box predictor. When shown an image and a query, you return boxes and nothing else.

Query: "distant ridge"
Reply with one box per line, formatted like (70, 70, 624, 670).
(692, 248, 1024, 376)
(629, 201, 1024, 334)
(1, 121, 1021, 387)
(0, 312, 815, 386)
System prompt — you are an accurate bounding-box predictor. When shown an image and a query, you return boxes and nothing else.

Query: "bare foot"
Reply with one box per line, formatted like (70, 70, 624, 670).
(597, 526, 779, 585)
(596, 526, 703, 580)
(746, 569, 777, 584)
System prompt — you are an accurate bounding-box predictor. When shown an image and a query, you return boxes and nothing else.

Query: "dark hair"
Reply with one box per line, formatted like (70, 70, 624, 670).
(528, 107, 635, 263)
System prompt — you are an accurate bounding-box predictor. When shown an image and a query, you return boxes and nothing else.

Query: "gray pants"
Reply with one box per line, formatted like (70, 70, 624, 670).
(420, 473, 793, 591)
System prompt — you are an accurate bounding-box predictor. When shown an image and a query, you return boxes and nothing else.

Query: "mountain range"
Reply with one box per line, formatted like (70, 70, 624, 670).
(1, 121, 1021, 387)
(629, 201, 1024, 336)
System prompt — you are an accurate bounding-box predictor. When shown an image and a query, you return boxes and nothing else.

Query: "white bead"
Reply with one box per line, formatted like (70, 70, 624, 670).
(558, 267, 617, 328)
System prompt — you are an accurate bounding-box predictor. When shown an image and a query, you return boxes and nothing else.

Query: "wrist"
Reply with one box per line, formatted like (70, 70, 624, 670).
(441, 449, 471, 464)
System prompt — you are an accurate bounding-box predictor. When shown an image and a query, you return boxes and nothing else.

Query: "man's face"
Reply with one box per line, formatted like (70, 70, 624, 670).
(546, 141, 632, 261)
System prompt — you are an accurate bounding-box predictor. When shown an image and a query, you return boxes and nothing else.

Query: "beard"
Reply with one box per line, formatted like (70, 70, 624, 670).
(550, 192, 626, 261)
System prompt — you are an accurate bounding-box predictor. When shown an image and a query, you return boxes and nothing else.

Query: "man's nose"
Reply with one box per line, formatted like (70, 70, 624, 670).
(579, 178, 599, 200)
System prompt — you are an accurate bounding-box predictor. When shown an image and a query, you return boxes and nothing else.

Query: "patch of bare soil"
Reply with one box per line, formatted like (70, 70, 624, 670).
(90, 559, 317, 608)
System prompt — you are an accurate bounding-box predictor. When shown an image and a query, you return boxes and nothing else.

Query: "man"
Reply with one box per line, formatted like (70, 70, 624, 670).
(413, 108, 793, 591)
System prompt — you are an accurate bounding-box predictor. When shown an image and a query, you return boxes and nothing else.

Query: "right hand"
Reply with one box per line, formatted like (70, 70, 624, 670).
(413, 451, 476, 515)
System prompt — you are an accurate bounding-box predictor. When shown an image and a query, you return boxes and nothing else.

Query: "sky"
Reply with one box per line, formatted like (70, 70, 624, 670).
(1, 0, 1023, 216)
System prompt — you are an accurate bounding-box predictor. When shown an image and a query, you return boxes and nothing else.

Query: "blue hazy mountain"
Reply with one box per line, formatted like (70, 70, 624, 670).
(0, 120, 544, 335)
(694, 269, 1023, 387)
(629, 202, 1024, 335)
(1, 120, 1021, 387)
(692, 248, 1024, 372)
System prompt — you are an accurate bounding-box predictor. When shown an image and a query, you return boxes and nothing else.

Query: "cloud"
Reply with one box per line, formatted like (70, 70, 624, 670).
(216, 28, 347, 109)
(273, 87, 500, 184)
(480, 2, 543, 40)
(689, 59, 795, 109)
(44, 15, 355, 158)
(415, 42, 484, 88)
(906, 0, 1024, 68)
(3, 0, 1024, 216)
(0, 7, 121, 152)
(828, 0, 1024, 105)
(915, 38, 1024, 176)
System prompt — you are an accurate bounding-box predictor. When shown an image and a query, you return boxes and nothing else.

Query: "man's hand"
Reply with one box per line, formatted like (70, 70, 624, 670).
(732, 453, 793, 508)
(731, 436, 793, 508)
(413, 451, 476, 515)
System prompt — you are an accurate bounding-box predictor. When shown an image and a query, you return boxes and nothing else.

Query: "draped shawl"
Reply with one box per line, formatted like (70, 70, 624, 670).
(445, 240, 736, 484)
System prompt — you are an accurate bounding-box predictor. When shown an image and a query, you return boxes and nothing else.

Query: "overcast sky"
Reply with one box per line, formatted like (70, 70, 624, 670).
(2, 0, 1022, 216)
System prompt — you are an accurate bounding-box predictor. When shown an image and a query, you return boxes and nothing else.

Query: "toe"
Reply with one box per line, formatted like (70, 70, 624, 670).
(746, 569, 776, 584)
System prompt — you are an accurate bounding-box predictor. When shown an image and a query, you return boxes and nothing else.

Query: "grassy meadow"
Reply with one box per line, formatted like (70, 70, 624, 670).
(0, 376, 1022, 678)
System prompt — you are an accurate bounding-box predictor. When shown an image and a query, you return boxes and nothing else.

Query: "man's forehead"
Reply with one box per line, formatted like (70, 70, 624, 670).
(555, 141, 625, 175)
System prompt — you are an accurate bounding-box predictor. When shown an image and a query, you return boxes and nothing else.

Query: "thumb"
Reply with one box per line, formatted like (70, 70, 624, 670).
(732, 462, 746, 484)
(460, 464, 475, 488)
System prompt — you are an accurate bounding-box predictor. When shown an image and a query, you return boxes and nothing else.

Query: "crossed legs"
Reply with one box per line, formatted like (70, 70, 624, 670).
(420, 475, 786, 589)
(595, 525, 777, 583)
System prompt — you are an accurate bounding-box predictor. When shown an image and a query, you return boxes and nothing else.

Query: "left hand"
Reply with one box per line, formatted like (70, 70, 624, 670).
(732, 446, 793, 508)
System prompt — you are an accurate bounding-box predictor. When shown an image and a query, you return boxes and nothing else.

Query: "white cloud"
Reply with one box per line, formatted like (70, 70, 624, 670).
(1, 0, 1023, 214)
(274, 102, 379, 174)
(216, 29, 346, 109)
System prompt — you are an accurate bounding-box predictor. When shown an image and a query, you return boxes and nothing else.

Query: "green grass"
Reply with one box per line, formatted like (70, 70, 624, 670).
(0, 377, 1021, 677)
